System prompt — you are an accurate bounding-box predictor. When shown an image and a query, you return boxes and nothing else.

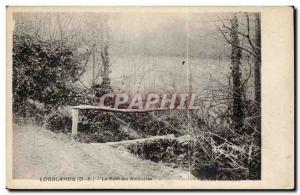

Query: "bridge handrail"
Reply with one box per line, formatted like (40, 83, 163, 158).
(72, 105, 174, 112)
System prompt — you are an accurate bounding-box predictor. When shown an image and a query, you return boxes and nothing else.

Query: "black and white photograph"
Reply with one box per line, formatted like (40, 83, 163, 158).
(5, 6, 294, 190)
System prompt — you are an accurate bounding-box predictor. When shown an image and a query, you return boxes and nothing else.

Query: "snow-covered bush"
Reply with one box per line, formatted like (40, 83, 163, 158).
(13, 33, 85, 119)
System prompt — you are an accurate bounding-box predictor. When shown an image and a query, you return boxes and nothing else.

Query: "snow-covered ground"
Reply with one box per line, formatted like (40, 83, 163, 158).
(13, 125, 195, 180)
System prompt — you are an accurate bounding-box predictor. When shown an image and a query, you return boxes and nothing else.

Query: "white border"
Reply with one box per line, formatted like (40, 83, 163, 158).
(1, 0, 298, 194)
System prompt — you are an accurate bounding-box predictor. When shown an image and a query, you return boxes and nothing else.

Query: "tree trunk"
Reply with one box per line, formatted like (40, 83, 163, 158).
(230, 15, 244, 132)
(92, 15, 112, 104)
(100, 17, 112, 94)
(254, 13, 261, 109)
(101, 44, 111, 91)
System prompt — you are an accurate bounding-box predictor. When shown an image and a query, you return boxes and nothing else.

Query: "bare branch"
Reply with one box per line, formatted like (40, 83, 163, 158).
(217, 26, 257, 56)
(244, 13, 257, 53)
(219, 14, 257, 55)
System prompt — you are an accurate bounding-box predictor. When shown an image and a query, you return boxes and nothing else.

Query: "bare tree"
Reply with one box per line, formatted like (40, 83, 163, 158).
(230, 15, 244, 132)
(254, 13, 261, 108)
(99, 16, 112, 94)
(217, 13, 262, 133)
(86, 14, 113, 103)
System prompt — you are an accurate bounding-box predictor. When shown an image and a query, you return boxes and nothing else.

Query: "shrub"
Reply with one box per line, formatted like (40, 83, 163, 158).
(45, 107, 72, 133)
(13, 34, 84, 119)
(125, 135, 194, 170)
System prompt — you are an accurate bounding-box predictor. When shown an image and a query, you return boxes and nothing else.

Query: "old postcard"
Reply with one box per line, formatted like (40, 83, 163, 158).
(6, 6, 294, 189)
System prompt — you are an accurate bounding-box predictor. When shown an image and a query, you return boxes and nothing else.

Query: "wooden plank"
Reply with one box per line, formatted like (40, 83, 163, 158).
(102, 134, 176, 146)
(71, 108, 79, 136)
(72, 105, 174, 113)
(102, 134, 193, 147)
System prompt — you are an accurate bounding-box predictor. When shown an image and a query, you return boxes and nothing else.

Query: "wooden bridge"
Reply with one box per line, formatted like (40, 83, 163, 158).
(71, 105, 173, 136)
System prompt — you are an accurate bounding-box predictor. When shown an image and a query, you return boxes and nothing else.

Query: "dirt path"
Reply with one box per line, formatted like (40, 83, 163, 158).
(13, 125, 194, 180)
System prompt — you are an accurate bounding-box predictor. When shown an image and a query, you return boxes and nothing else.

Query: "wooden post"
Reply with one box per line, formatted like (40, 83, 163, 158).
(72, 108, 79, 136)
